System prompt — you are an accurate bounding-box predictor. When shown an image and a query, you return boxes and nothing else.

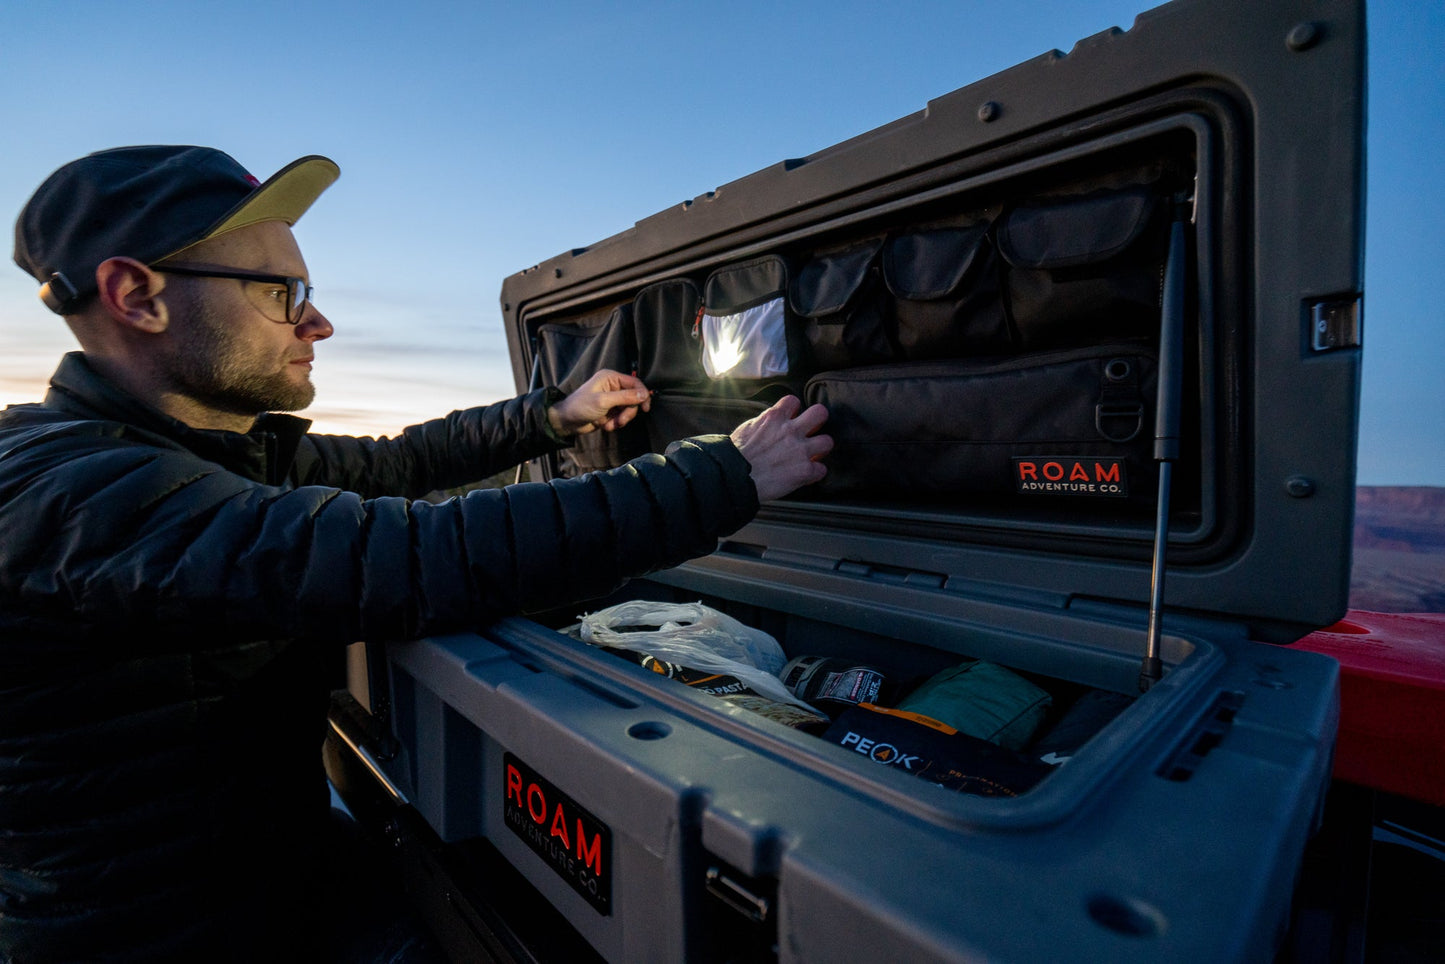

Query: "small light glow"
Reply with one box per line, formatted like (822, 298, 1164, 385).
(706, 336, 744, 377)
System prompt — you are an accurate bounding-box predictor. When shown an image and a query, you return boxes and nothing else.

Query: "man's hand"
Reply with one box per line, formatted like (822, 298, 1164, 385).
(730, 396, 832, 502)
(548, 370, 652, 436)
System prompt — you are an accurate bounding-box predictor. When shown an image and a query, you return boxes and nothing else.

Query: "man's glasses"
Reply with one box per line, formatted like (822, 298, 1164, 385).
(152, 264, 313, 325)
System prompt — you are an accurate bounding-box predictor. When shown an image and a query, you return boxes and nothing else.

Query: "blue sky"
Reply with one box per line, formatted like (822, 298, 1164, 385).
(1, 0, 1440, 485)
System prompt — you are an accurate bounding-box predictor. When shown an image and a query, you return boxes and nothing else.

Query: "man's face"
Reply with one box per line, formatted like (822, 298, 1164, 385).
(156, 220, 332, 418)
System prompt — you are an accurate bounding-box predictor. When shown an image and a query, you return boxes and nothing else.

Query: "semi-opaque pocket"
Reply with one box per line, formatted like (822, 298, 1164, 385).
(699, 255, 792, 379)
(536, 304, 637, 393)
(997, 186, 1166, 350)
(803, 345, 1158, 501)
(536, 306, 649, 475)
(789, 238, 894, 370)
(633, 278, 705, 389)
(883, 223, 1010, 359)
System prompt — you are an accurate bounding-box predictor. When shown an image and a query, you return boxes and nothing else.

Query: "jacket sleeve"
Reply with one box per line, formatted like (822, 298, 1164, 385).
(0, 424, 757, 647)
(289, 388, 569, 499)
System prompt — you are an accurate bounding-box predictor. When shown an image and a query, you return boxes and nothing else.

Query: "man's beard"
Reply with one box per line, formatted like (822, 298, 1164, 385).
(166, 288, 316, 417)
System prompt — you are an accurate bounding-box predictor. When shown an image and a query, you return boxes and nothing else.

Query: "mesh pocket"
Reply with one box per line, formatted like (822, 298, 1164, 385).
(700, 255, 793, 379)
(883, 223, 1010, 359)
(997, 186, 1166, 350)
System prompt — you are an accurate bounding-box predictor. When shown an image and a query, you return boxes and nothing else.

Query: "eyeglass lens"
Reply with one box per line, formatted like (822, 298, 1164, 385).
(289, 279, 312, 323)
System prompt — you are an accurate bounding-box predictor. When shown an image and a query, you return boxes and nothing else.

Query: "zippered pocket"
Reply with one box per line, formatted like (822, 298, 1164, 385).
(643, 390, 776, 455)
(633, 277, 706, 389)
(803, 345, 1159, 502)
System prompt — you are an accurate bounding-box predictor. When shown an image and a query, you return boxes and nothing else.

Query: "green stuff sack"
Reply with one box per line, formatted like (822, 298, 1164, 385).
(897, 660, 1052, 752)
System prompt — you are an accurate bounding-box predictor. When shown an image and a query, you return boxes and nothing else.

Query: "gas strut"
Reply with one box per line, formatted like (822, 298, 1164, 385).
(1140, 195, 1194, 692)
(516, 343, 543, 485)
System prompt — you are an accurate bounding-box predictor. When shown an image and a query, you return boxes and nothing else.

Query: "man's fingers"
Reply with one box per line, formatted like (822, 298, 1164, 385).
(549, 371, 653, 436)
(595, 388, 650, 411)
(728, 395, 835, 502)
(761, 397, 826, 437)
(805, 432, 834, 460)
(609, 404, 640, 430)
(790, 402, 829, 437)
(766, 394, 803, 420)
(582, 369, 647, 392)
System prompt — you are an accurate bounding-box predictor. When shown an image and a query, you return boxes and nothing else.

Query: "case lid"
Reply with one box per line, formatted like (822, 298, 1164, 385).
(497, 0, 1365, 644)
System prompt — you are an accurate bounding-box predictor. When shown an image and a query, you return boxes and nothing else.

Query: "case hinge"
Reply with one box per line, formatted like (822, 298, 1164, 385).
(758, 547, 843, 572)
(849, 561, 947, 590)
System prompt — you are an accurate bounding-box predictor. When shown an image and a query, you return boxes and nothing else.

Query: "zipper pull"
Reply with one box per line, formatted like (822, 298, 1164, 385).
(692, 306, 704, 340)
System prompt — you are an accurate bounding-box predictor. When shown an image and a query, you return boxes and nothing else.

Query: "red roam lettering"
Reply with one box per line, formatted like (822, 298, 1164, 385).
(505, 762, 603, 873)
(576, 822, 602, 875)
(550, 801, 570, 848)
(503, 754, 612, 914)
(1013, 457, 1128, 498)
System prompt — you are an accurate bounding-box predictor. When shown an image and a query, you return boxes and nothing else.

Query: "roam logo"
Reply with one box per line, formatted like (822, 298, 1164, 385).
(504, 753, 612, 915)
(1013, 457, 1129, 498)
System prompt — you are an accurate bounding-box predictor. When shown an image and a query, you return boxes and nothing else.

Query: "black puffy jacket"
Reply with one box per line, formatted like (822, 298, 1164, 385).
(0, 352, 758, 962)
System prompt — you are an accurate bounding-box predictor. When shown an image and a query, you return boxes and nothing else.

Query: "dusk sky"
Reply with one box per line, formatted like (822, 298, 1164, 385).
(1, 0, 1439, 486)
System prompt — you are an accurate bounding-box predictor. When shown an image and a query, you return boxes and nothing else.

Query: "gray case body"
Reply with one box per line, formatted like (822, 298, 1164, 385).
(339, 0, 1365, 959)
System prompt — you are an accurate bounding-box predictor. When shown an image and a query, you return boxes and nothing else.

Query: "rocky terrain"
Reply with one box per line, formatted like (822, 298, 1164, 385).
(1350, 486, 1445, 613)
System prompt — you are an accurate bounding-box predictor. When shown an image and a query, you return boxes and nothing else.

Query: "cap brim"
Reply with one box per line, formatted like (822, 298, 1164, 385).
(201, 155, 340, 243)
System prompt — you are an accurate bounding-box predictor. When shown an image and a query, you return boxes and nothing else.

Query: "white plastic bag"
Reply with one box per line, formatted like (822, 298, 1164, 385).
(577, 600, 821, 715)
(578, 600, 786, 673)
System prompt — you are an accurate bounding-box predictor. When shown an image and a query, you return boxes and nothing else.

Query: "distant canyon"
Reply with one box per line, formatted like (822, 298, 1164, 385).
(1350, 486, 1445, 613)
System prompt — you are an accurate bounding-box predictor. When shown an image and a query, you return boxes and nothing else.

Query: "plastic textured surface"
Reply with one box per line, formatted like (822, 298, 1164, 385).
(373, 614, 1339, 963)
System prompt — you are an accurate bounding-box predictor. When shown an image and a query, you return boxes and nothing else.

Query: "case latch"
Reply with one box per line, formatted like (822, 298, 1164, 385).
(703, 863, 778, 960)
(705, 866, 771, 923)
(1310, 297, 1362, 351)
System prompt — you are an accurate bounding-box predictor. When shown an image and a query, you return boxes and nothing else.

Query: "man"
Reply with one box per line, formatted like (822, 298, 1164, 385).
(0, 146, 831, 962)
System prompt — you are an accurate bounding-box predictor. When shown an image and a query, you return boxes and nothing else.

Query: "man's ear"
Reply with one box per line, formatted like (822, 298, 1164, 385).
(93, 257, 171, 333)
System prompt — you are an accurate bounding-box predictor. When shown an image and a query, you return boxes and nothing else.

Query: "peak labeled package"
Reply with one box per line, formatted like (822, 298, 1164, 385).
(327, 0, 1366, 960)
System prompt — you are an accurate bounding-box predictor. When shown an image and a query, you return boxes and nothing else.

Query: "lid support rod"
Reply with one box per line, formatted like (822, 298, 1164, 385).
(1140, 199, 1193, 692)
(516, 342, 543, 485)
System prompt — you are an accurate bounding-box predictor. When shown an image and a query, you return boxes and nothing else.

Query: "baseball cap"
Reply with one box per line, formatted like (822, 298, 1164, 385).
(13, 146, 340, 315)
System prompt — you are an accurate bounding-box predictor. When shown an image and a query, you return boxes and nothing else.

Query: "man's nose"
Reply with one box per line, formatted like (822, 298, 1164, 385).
(296, 303, 333, 341)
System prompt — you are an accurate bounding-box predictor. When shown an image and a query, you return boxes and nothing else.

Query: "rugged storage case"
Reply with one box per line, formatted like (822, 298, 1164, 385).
(326, 0, 1366, 959)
